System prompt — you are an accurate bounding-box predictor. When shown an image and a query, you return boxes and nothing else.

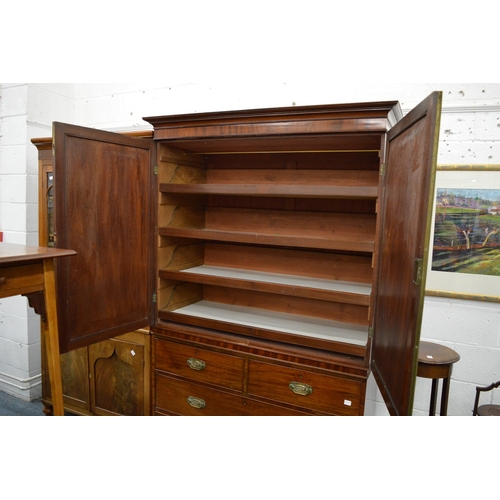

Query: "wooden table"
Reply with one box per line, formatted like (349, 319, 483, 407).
(0, 243, 76, 416)
(417, 341, 460, 416)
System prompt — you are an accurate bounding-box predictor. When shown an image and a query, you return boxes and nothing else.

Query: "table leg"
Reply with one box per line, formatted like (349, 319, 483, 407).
(429, 379, 439, 416)
(42, 259, 64, 416)
(440, 377, 451, 416)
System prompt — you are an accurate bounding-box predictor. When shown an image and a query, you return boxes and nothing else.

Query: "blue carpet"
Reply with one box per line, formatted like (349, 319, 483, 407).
(0, 390, 44, 416)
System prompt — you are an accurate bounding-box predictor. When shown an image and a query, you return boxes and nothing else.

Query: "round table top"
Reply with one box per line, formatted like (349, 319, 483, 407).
(418, 341, 460, 366)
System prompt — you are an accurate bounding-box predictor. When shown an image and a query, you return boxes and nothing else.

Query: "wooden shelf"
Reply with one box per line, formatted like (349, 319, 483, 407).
(160, 183, 378, 199)
(158, 300, 369, 355)
(159, 227, 375, 253)
(159, 265, 371, 306)
(160, 168, 379, 200)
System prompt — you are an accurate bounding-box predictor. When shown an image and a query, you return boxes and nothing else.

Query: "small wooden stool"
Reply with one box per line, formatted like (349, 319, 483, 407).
(417, 341, 460, 416)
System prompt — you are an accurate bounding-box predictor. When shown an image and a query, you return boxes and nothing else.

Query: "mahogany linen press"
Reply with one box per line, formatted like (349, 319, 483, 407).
(33, 92, 442, 416)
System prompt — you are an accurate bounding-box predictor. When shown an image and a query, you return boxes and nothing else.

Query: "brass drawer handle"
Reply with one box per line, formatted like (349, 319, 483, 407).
(187, 357, 206, 371)
(289, 381, 313, 396)
(187, 396, 206, 409)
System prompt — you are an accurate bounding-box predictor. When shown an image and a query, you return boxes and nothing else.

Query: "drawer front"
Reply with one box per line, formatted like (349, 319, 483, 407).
(155, 374, 307, 416)
(155, 338, 245, 392)
(0, 263, 44, 297)
(247, 361, 363, 415)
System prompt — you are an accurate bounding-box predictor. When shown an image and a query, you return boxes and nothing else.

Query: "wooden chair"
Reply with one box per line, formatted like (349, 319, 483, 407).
(473, 380, 500, 416)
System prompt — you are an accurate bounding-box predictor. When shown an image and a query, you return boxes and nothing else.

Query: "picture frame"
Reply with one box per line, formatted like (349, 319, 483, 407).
(425, 164, 500, 303)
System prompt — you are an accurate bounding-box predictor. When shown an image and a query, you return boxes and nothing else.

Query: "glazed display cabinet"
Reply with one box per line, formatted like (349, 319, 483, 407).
(33, 92, 442, 415)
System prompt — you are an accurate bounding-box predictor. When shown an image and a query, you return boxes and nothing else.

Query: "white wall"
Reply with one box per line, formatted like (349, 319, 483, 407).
(0, 83, 75, 399)
(1, 83, 499, 413)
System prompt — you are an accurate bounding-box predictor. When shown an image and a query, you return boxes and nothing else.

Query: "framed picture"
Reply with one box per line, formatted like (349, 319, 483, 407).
(425, 164, 500, 303)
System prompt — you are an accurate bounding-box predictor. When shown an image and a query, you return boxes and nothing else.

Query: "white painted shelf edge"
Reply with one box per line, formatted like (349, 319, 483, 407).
(174, 300, 369, 346)
(180, 265, 371, 295)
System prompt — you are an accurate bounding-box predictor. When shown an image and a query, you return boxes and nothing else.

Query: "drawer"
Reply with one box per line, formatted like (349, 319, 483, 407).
(247, 361, 363, 416)
(155, 338, 245, 392)
(155, 373, 307, 416)
(0, 263, 44, 297)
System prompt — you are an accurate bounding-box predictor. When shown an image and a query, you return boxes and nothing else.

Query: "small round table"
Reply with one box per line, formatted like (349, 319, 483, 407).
(417, 341, 460, 416)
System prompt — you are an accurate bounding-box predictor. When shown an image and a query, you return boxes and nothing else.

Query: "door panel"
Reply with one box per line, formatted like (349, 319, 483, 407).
(53, 123, 156, 352)
(89, 337, 146, 416)
(371, 92, 442, 415)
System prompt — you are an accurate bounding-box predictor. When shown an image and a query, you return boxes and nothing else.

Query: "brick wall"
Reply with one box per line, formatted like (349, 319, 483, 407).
(0, 83, 74, 399)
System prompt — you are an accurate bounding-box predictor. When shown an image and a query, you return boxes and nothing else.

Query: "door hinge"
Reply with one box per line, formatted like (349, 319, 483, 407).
(380, 163, 386, 176)
(369, 327, 374, 339)
(154, 165, 159, 175)
(152, 293, 157, 303)
(413, 258, 424, 286)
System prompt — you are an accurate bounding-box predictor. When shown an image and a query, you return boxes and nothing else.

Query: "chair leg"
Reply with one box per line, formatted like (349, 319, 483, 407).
(473, 390, 481, 416)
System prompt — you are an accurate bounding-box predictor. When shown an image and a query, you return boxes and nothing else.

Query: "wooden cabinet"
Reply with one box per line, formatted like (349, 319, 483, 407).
(88, 329, 150, 416)
(34, 139, 152, 416)
(40, 330, 151, 416)
(33, 92, 442, 415)
(153, 325, 361, 415)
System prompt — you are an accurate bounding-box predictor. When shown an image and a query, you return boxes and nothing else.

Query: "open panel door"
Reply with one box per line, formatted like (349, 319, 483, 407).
(371, 92, 442, 415)
(53, 123, 156, 353)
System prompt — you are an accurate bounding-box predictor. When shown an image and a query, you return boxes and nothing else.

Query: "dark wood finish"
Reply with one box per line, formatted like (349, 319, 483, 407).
(35, 143, 54, 248)
(155, 338, 245, 391)
(152, 323, 367, 416)
(155, 374, 309, 416)
(146, 101, 403, 143)
(473, 380, 500, 416)
(417, 341, 460, 416)
(52, 124, 156, 352)
(33, 138, 153, 417)
(247, 361, 363, 416)
(32, 94, 441, 416)
(55, 348, 89, 413)
(159, 208, 376, 253)
(41, 330, 151, 416)
(0, 243, 74, 266)
(417, 341, 460, 374)
(34, 148, 91, 415)
(371, 92, 442, 415)
(89, 330, 151, 416)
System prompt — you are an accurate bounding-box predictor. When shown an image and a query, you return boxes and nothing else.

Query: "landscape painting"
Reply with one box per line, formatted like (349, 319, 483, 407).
(426, 166, 500, 302)
(432, 188, 500, 276)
